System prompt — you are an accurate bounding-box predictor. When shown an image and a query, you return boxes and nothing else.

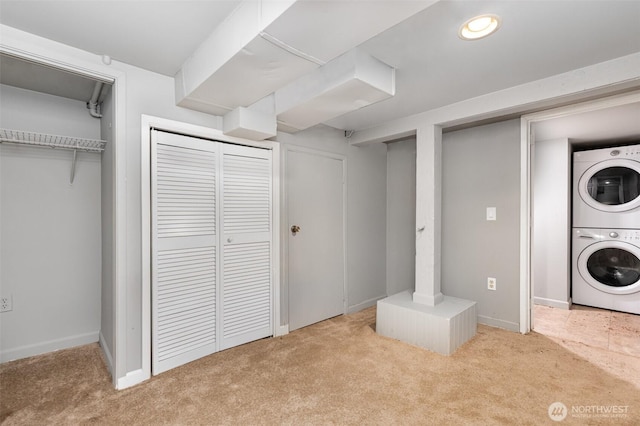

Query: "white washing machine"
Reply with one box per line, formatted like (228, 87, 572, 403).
(572, 228, 640, 314)
(573, 144, 640, 229)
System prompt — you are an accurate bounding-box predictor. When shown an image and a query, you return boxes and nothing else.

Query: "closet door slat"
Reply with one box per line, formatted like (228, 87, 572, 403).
(220, 145, 273, 350)
(151, 130, 219, 375)
(156, 142, 216, 238)
(222, 151, 271, 234)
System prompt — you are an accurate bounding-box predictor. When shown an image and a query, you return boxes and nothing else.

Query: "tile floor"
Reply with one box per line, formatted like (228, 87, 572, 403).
(533, 304, 640, 388)
(533, 304, 640, 358)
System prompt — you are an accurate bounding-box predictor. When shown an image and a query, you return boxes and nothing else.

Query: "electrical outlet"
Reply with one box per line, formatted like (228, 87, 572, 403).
(0, 295, 12, 312)
(487, 277, 497, 291)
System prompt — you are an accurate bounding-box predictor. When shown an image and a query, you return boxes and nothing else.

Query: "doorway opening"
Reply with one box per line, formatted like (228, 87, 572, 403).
(0, 51, 123, 388)
(524, 90, 640, 387)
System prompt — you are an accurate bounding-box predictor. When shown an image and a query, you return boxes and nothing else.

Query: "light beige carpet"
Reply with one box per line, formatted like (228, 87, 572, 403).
(1, 307, 639, 425)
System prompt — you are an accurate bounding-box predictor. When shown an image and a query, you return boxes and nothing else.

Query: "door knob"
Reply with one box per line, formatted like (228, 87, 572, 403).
(291, 225, 301, 235)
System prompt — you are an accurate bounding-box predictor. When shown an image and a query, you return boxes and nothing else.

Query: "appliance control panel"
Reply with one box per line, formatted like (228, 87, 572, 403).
(619, 230, 640, 241)
(575, 228, 640, 241)
(574, 143, 640, 162)
(611, 145, 640, 158)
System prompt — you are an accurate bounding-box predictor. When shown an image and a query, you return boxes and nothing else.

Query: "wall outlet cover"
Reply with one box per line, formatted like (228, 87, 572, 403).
(487, 277, 497, 291)
(0, 295, 13, 312)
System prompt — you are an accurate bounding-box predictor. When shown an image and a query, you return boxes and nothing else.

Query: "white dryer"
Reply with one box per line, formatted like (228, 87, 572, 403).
(572, 228, 640, 314)
(573, 144, 640, 229)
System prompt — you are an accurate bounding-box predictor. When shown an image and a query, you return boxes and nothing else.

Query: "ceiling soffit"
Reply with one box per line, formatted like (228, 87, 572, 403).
(176, 0, 436, 135)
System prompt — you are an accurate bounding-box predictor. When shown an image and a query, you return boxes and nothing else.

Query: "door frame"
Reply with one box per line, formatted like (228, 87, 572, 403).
(521, 90, 640, 333)
(281, 145, 348, 330)
(141, 115, 281, 381)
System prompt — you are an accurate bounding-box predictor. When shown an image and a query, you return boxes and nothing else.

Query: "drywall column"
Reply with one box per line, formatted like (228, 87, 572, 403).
(386, 138, 416, 296)
(376, 123, 476, 355)
(413, 125, 444, 306)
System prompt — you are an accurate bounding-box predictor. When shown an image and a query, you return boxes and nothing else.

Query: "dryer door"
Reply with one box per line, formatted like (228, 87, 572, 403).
(578, 159, 640, 212)
(577, 241, 640, 295)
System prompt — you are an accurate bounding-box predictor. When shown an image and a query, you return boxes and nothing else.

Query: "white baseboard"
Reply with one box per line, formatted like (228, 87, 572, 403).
(99, 331, 114, 375)
(347, 294, 386, 314)
(275, 324, 289, 337)
(0, 331, 99, 363)
(116, 368, 149, 390)
(533, 297, 571, 310)
(477, 315, 520, 332)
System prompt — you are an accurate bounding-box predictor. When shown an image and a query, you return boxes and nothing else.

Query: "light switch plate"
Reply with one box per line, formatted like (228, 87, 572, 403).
(486, 207, 496, 221)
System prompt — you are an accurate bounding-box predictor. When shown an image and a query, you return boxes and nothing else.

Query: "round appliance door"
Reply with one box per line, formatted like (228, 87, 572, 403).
(577, 241, 640, 295)
(578, 159, 640, 212)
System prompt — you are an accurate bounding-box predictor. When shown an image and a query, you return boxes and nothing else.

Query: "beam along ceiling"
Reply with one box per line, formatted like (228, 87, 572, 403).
(1, 1, 639, 132)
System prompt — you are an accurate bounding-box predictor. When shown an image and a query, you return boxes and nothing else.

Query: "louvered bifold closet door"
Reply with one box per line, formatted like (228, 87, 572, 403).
(151, 130, 219, 375)
(220, 144, 273, 350)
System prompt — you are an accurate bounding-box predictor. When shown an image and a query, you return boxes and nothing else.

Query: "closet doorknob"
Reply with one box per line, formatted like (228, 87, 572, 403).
(227, 237, 233, 243)
(291, 225, 301, 235)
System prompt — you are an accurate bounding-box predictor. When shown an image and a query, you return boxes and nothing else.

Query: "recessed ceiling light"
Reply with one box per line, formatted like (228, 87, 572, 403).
(459, 14, 501, 40)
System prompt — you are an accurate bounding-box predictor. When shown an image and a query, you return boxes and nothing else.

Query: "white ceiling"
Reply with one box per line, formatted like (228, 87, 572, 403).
(0, 0, 241, 76)
(1, 0, 639, 132)
(328, 0, 640, 130)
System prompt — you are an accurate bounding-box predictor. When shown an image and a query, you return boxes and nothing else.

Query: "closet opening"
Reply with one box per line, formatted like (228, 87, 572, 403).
(0, 53, 117, 383)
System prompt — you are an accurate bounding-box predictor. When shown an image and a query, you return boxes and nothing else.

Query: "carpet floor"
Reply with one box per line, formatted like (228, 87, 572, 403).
(1, 307, 639, 425)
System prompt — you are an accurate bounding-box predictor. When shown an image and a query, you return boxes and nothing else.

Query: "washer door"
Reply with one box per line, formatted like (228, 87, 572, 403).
(578, 241, 640, 295)
(578, 159, 640, 212)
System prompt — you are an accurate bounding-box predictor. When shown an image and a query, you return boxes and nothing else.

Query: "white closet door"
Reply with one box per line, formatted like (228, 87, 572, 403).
(220, 144, 273, 350)
(151, 130, 219, 375)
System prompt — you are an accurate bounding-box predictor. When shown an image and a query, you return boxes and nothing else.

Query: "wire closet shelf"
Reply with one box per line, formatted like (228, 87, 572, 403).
(0, 128, 106, 153)
(0, 128, 106, 184)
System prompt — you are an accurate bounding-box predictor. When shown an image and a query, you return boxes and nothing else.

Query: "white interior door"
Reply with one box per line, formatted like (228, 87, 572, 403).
(151, 130, 218, 375)
(287, 149, 345, 331)
(151, 131, 274, 374)
(220, 144, 273, 350)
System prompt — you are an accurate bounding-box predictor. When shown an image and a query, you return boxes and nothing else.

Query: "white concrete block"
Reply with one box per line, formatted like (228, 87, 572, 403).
(376, 290, 477, 355)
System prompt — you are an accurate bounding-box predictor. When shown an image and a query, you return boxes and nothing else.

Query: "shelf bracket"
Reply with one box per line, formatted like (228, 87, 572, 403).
(70, 141, 78, 184)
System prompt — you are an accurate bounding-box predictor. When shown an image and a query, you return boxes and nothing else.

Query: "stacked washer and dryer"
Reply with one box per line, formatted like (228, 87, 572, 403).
(572, 143, 640, 315)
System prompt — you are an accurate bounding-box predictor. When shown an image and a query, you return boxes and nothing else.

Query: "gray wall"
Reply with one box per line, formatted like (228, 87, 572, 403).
(275, 125, 388, 320)
(386, 138, 416, 296)
(0, 84, 102, 361)
(532, 138, 571, 308)
(441, 119, 521, 331)
(100, 85, 115, 371)
(346, 142, 387, 312)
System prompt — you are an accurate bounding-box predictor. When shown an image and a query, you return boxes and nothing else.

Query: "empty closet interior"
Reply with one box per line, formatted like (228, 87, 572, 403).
(0, 53, 115, 368)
